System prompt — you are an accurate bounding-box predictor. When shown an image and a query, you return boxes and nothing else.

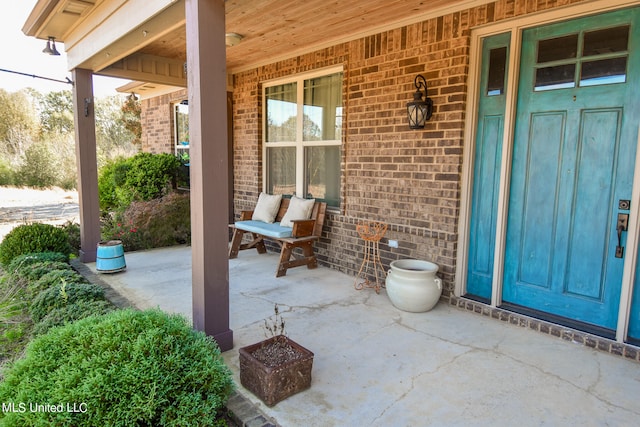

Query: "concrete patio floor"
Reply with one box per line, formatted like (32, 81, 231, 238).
(81, 245, 640, 427)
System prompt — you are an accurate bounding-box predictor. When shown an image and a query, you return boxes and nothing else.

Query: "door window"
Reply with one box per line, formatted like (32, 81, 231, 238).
(534, 25, 630, 91)
(487, 46, 508, 96)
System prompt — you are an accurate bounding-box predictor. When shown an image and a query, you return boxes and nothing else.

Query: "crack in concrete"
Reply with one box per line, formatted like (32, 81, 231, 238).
(491, 341, 640, 417)
(372, 347, 475, 423)
(375, 315, 640, 420)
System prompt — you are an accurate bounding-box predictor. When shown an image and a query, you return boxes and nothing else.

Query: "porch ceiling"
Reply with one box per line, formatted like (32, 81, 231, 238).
(24, 0, 489, 84)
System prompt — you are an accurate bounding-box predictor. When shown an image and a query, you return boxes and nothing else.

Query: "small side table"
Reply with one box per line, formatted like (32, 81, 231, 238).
(354, 220, 388, 294)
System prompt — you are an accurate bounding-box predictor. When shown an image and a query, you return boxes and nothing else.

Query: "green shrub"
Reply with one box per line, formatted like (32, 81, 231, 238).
(28, 269, 87, 298)
(98, 157, 129, 211)
(100, 212, 145, 251)
(125, 153, 181, 201)
(0, 309, 234, 427)
(29, 282, 105, 322)
(59, 221, 81, 255)
(0, 224, 72, 267)
(32, 300, 114, 336)
(102, 192, 190, 251)
(98, 153, 182, 213)
(97, 159, 117, 211)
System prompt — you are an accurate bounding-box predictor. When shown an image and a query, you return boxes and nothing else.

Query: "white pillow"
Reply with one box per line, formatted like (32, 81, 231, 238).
(252, 192, 282, 223)
(280, 196, 315, 228)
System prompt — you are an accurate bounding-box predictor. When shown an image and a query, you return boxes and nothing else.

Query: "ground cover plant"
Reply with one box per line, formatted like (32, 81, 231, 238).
(0, 308, 234, 427)
(27, 268, 88, 297)
(32, 299, 115, 336)
(0, 274, 30, 366)
(29, 281, 106, 323)
(0, 254, 86, 366)
(7, 252, 69, 272)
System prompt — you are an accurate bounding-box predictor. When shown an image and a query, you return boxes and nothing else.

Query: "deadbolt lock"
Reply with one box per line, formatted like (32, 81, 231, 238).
(619, 200, 631, 210)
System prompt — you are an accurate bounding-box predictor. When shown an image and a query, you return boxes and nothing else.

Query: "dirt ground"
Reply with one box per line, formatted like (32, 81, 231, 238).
(0, 186, 79, 241)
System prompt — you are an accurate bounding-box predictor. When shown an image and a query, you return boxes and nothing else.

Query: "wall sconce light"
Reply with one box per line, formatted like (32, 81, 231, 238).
(407, 74, 433, 129)
(42, 37, 61, 56)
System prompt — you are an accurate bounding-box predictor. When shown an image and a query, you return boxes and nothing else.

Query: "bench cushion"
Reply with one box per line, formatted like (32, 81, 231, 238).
(235, 220, 293, 238)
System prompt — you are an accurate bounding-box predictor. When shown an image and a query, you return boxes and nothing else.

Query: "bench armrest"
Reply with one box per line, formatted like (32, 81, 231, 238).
(239, 210, 254, 220)
(291, 219, 316, 238)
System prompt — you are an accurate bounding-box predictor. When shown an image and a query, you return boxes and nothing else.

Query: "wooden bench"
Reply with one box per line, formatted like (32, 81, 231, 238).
(228, 198, 327, 277)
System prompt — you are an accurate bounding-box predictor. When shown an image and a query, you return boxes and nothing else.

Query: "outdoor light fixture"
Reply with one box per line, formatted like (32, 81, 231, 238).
(42, 37, 61, 56)
(225, 32, 243, 47)
(127, 92, 138, 102)
(407, 74, 433, 129)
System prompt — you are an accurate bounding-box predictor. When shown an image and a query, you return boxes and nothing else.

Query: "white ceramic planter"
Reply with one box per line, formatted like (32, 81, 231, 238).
(386, 259, 442, 312)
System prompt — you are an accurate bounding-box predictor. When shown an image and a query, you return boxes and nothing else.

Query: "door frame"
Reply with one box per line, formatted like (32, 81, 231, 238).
(456, 0, 640, 343)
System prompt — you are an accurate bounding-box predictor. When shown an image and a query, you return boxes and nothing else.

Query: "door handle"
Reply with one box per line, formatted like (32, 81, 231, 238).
(616, 213, 629, 258)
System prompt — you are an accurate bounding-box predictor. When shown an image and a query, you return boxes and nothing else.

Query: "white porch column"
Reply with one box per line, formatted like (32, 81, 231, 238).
(185, 0, 233, 351)
(72, 68, 101, 263)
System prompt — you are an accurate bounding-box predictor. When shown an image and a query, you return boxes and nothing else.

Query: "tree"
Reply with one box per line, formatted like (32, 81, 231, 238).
(0, 88, 139, 189)
(120, 94, 141, 145)
(0, 89, 38, 158)
(37, 90, 74, 136)
(95, 96, 140, 167)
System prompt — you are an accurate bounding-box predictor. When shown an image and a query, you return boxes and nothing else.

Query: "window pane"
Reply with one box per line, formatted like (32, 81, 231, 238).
(174, 101, 190, 169)
(583, 25, 629, 56)
(267, 147, 296, 196)
(305, 146, 340, 206)
(534, 64, 576, 91)
(175, 102, 189, 146)
(580, 57, 627, 86)
(537, 34, 578, 63)
(266, 83, 297, 142)
(303, 73, 343, 141)
(487, 46, 507, 96)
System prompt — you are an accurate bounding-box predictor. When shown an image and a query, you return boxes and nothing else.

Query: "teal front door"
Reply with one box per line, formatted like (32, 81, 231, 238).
(502, 9, 640, 333)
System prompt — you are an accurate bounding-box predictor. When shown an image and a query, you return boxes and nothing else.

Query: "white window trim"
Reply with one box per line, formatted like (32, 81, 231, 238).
(262, 66, 343, 197)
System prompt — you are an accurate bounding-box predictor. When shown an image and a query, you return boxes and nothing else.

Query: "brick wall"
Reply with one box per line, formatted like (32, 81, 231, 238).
(137, 0, 589, 296)
(230, 0, 589, 297)
(231, 71, 262, 206)
(140, 89, 188, 154)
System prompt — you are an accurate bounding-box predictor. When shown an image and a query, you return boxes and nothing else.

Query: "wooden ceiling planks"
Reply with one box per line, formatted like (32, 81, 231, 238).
(73, 0, 483, 74)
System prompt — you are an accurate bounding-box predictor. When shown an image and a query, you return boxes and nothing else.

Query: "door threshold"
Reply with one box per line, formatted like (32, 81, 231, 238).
(499, 302, 616, 340)
(462, 293, 491, 305)
(449, 296, 640, 363)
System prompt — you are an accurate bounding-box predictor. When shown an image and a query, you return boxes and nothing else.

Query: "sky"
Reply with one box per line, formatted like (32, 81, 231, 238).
(0, 1, 128, 97)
